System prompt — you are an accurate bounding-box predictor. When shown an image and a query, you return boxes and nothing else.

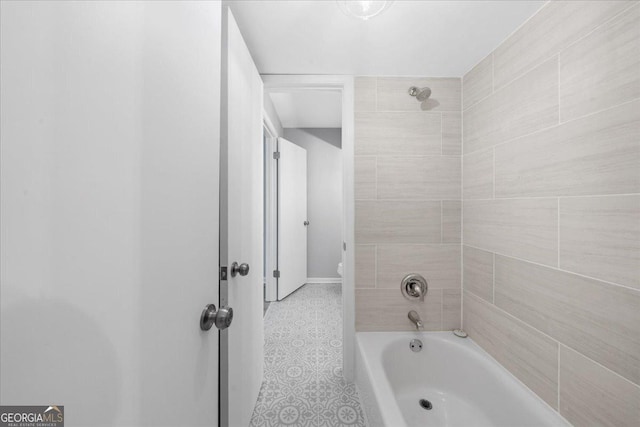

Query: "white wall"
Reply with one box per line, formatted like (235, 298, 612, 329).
(284, 128, 342, 279)
(0, 2, 221, 425)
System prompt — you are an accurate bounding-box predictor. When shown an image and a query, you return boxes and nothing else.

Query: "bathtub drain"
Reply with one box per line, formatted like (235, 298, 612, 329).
(419, 399, 432, 410)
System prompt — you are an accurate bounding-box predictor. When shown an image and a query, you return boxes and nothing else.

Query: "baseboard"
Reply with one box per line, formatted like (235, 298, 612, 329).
(306, 277, 342, 284)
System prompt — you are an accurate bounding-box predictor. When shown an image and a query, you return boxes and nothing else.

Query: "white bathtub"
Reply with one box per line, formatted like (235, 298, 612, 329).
(356, 332, 569, 427)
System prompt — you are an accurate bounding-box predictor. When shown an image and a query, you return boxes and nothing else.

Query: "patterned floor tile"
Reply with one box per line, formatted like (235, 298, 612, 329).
(250, 283, 367, 427)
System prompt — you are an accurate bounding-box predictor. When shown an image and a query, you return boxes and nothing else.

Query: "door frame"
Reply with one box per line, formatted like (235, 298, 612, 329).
(262, 75, 355, 381)
(262, 118, 278, 302)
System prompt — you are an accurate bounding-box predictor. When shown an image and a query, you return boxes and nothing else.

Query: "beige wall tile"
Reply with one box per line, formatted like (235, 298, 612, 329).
(560, 345, 640, 427)
(377, 156, 461, 200)
(355, 76, 377, 112)
(355, 112, 441, 156)
(442, 112, 462, 155)
(463, 148, 493, 199)
(355, 245, 376, 289)
(464, 58, 559, 155)
(463, 291, 559, 408)
(495, 99, 640, 198)
(442, 201, 461, 243)
(355, 200, 441, 244)
(376, 77, 461, 112)
(356, 289, 442, 331)
(493, 1, 633, 89)
(355, 156, 376, 200)
(560, 195, 640, 290)
(463, 54, 493, 110)
(460, 1, 640, 416)
(494, 255, 640, 386)
(463, 199, 558, 266)
(377, 244, 461, 289)
(442, 289, 461, 330)
(463, 246, 494, 303)
(560, 3, 640, 122)
(355, 73, 463, 335)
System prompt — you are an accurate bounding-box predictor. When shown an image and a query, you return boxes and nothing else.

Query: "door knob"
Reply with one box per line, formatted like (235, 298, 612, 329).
(200, 304, 234, 331)
(230, 262, 250, 277)
(304, 220, 310, 226)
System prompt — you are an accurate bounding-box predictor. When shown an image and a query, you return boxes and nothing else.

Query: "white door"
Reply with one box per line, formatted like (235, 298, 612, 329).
(0, 2, 220, 426)
(220, 8, 264, 427)
(277, 138, 309, 300)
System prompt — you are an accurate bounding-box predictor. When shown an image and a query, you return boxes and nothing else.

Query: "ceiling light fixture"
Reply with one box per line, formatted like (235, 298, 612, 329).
(337, 1, 394, 21)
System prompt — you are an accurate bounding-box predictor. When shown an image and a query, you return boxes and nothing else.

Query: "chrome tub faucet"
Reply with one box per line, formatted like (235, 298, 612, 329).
(408, 310, 423, 330)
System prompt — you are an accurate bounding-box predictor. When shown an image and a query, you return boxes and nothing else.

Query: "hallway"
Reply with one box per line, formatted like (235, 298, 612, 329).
(250, 283, 366, 426)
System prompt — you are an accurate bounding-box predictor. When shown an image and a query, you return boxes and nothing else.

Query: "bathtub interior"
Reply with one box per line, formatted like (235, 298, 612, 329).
(358, 332, 569, 427)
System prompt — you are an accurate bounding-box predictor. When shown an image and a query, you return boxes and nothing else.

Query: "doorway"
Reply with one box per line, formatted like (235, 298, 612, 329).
(252, 76, 359, 425)
(265, 91, 343, 301)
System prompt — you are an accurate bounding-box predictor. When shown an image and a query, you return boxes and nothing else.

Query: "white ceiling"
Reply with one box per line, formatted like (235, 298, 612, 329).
(270, 91, 343, 128)
(227, 1, 545, 77)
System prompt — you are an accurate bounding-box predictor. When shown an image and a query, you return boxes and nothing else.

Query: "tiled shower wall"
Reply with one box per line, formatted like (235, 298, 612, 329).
(354, 77, 462, 331)
(462, 1, 640, 426)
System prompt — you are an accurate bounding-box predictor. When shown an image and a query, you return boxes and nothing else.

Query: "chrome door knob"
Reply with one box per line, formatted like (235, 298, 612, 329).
(200, 304, 217, 331)
(200, 304, 234, 331)
(230, 262, 250, 277)
(215, 306, 233, 330)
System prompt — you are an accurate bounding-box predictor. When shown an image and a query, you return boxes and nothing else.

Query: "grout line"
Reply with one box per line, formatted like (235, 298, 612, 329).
(459, 193, 640, 202)
(557, 343, 561, 411)
(463, 91, 491, 114)
(462, 1, 637, 104)
(462, 96, 640, 157)
(560, 1, 638, 58)
(466, 287, 563, 345)
(461, 54, 494, 112)
(464, 293, 574, 423)
(561, 342, 640, 392)
(491, 1, 635, 92)
(462, 243, 640, 294)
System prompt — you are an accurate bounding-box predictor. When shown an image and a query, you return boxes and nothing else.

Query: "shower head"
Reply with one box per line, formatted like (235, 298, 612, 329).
(408, 86, 432, 102)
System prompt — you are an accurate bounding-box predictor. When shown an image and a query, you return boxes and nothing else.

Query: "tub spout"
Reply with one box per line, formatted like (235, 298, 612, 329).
(408, 310, 423, 330)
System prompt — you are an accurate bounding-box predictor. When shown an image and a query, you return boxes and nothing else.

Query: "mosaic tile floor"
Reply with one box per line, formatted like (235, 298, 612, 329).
(250, 283, 367, 427)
